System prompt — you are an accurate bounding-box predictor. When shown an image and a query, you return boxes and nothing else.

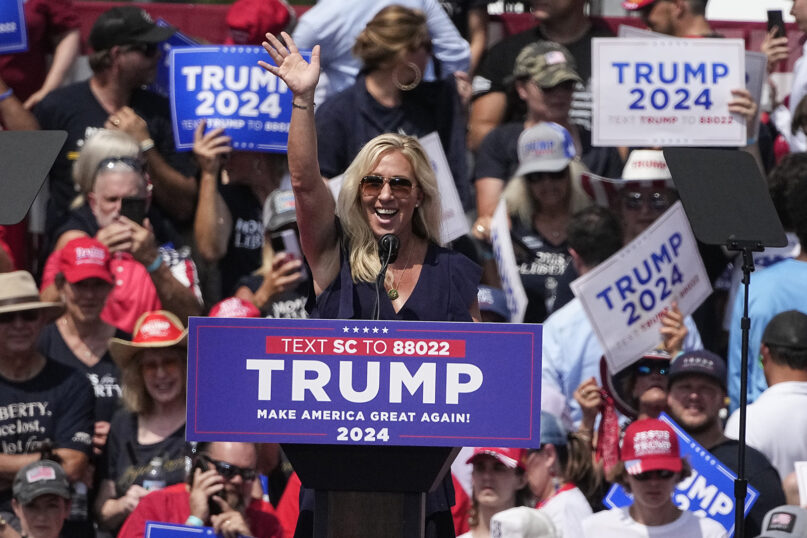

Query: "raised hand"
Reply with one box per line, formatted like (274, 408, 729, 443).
(193, 120, 231, 176)
(259, 32, 321, 101)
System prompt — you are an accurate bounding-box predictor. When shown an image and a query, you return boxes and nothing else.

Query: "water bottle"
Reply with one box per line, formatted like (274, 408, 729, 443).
(142, 457, 166, 491)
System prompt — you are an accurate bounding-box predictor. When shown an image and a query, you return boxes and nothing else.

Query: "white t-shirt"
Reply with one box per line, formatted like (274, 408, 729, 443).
(540, 485, 592, 538)
(582, 507, 727, 538)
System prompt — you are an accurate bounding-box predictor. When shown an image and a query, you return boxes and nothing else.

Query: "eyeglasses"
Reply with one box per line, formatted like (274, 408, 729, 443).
(122, 43, 159, 58)
(525, 170, 567, 183)
(632, 469, 676, 481)
(0, 309, 40, 324)
(360, 175, 416, 198)
(634, 361, 670, 376)
(96, 157, 146, 176)
(199, 454, 257, 481)
(622, 191, 671, 212)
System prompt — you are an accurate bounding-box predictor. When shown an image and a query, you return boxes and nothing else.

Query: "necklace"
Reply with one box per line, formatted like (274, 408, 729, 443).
(387, 246, 415, 300)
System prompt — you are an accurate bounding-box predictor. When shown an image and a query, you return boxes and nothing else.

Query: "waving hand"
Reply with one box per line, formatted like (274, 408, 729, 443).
(259, 32, 321, 101)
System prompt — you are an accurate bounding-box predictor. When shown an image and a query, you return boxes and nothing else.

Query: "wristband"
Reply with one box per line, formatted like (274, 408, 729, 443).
(146, 255, 163, 273)
(0, 88, 13, 103)
(292, 100, 314, 110)
(746, 136, 758, 146)
(185, 516, 204, 527)
(140, 138, 156, 153)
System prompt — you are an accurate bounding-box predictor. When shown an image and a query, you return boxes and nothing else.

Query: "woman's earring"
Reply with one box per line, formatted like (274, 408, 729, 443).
(393, 61, 422, 92)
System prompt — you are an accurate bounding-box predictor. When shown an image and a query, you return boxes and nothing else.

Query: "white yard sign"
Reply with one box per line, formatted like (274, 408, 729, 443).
(571, 202, 711, 372)
(592, 37, 746, 147)
(490, 199, 528, 324)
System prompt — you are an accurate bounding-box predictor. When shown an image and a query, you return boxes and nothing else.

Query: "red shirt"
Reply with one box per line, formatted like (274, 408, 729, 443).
(118, 483, 283, 538)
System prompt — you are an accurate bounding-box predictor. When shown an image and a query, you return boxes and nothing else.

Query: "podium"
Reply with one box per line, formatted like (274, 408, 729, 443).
(186, 317, 543, 537)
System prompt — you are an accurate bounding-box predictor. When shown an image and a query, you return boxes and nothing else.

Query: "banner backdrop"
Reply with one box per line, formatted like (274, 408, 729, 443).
(187, 317, 542, 447)
(604, 413, 758, 537)
(571, 202, 711, 373)
(170, 46, 309, 152)
(592, 37, 746, 147)
(0, 0, 27, 54)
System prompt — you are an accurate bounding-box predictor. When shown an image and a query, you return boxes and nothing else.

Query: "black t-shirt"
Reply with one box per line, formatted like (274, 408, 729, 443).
(219, 184, 263, 296)
(238, 274, 308, 319)
(315, 75, 471, 210)
(710, 438, 787, 537)
(511, 219, 571, 322)
(102, 409, 187, 498)
(34, 80, 195, 238)
(473, 22, 614, 130)
(0, 360, 94, 509)
(438, 0, 491, 38)
(37, 323, 127, 424)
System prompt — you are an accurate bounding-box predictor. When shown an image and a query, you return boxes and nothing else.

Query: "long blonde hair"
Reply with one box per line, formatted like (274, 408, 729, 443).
(336, 133, 442, 284)
(503, 159, 591, 225)
(352, 5, 431, 73)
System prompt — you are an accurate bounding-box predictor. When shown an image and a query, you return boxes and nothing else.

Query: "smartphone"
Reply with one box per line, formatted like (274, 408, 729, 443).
(270, 229, 308, 281)
(767, 9, 786, 38)
(120, 197, 147, 224)
(191, 457, 223, 516)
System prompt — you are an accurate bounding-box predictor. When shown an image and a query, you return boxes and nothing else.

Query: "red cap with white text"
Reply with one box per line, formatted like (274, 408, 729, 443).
(466, 447, 526, 471)
(622, 0, 656, 10)
(620, 418, 681, 474)
(209, 297, 261, 318)
(59, 237, 113, 284)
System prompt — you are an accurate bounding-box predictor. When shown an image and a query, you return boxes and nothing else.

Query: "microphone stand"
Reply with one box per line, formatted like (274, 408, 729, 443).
(374, 234, 399, 320)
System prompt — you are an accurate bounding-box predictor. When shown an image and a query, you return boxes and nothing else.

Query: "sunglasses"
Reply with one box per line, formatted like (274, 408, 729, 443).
(634, 361, 670, 376)
(622, 191, 671, 212)
(123, 43, 159, 58)
(0, 309, 40, 324)
(96, 156, 146, 176)
(632, 469, 676, 481)
(199, 454, 256, 481)
(526, 170, 567, 183)
(140, 356, 182, 376)
(360, 175, 416, 198)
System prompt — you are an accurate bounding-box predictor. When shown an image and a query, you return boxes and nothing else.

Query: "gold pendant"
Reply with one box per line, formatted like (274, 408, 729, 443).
(388, 288, 399, 300)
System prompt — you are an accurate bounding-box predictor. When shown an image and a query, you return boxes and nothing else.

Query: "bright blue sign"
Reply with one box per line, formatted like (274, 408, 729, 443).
(145, 521, 216, 536)
(187, 318, 542, 447)
(603, 412, 758, 536)
(150, 19, 198, 98)
(170, 46, 306, 153)
(0, 0, 28, 54)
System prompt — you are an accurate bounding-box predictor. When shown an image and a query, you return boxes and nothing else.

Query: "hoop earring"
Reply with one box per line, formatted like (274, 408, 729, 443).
(393, 62, 422, 91)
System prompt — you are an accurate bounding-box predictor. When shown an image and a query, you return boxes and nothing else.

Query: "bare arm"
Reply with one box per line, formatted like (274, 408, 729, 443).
(24, 29, 81, 110)
(471, 177, 504, 241)
(260, 33, 339, 295)
(192, 121, 233, 262)
(95, 479, 149, 531)
(468, 91, 506, 152)
(107, 107, 198, 222)
(467, 7, 489, 76)
(0, 78, 39, 131)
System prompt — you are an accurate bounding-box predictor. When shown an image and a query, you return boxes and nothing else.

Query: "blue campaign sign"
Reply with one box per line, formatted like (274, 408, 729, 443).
(149, 19, 199, 98)
(0, 0, 28, 54)
(187, 318, 542, 447)
(170, 46, 307, 153)
(145, 521, 215, 537)
(603, 413, 758, 536)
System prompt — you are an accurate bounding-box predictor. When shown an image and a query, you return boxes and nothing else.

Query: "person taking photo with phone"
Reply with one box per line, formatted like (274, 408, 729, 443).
(118, 442, 282, 538)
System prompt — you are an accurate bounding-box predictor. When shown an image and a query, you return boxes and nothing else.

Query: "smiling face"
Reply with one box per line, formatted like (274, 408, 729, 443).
(667, 374, 724, 434)
(139, 347, 185, 407)
(360, 151, 423, 239)
(13, 494, 70, 538)
(471, 455, 526, 513)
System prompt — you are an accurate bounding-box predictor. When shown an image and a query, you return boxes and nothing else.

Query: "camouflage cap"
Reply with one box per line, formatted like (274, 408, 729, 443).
(512, 42, 582, 89)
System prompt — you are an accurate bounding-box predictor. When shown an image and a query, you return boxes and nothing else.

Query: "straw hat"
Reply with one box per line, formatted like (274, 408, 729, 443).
(0, 271, 63, 319)
(108, 310, 187, 368)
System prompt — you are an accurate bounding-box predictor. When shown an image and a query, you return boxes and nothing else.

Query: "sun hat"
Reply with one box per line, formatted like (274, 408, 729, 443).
(108, 310, 187, 368)
(59, 237, 113, 285)
(0, 271, 63, 319)
(13, 460, 71, 505)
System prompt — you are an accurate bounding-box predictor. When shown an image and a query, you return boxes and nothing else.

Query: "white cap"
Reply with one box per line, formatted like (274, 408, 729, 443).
(621, 149, 672, 181)
(490, 507, 558, 538)
(514, 122, 576, 177)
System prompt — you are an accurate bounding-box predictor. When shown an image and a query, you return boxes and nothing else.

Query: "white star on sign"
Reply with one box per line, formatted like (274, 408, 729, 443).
(372, 327, 379, 334)
(343, 327, 350, 333)
(353, 327, 360, 333)
(363, 327, 369, 333)
(382, 327, 389, 334)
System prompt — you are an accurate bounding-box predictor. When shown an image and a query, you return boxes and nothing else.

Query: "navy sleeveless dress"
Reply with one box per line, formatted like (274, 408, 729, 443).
(297, 231, 482, 538)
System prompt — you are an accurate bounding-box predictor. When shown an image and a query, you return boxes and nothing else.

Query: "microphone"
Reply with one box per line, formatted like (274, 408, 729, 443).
(378, 234, 399, 265)
(374, 234, 399, 320)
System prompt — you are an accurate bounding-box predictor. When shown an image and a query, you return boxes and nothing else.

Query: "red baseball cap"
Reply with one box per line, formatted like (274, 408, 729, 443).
(59, 237, 113, 284)
(622, 0, 657, 10)
(466, 447, 526, 471)
(620, 418, 682, 474)
(225, 0, 292, 45)
(209, 297, 261, 318)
